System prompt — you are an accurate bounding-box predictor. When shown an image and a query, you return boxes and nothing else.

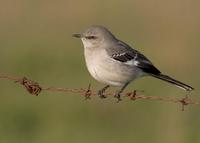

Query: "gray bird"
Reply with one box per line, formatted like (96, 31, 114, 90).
(73, 25, 193, 101)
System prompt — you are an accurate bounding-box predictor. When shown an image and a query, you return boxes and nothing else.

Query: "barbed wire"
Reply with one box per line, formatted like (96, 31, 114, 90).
(0, 73, 199, 111)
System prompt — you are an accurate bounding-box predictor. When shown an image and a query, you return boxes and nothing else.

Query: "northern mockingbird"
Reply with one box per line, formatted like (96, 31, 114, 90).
(73, 25, 193, 101)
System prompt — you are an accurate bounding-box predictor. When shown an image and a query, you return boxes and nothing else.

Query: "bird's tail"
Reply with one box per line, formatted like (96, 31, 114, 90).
(151, 74, 194, 91)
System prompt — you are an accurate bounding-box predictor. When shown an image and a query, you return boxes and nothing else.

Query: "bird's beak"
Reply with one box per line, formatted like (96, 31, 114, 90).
(72, 33, 82, 38)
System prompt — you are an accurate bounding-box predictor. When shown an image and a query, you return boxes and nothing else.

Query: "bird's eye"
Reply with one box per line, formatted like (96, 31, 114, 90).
(86, 36, 97, 39)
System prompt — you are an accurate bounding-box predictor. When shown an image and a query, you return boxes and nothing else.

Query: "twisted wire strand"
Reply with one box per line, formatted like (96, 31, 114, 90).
(0, 73, 198, 111)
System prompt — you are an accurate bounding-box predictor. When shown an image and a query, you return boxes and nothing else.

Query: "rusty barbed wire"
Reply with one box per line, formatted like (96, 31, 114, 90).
(0, 73, 199, 111)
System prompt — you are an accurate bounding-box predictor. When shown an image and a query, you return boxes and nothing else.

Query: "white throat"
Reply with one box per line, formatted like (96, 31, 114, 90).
(81, 38, 94, 49)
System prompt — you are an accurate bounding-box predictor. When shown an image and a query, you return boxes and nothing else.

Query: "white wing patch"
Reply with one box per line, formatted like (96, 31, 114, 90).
(124, 60, 140, 66)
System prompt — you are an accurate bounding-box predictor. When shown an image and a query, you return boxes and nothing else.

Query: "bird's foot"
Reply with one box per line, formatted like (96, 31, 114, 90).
(114, 93, 122, 103)
(98, 89, 107, 99)
(98, 85, 109, 99)
(84, 84, 92, 100)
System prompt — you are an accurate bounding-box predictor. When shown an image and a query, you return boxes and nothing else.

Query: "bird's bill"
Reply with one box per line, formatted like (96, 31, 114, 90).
(72, 33, 82, 38)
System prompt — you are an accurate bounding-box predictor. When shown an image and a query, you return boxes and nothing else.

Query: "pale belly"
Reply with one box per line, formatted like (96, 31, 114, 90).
(84, 48, 143, 87)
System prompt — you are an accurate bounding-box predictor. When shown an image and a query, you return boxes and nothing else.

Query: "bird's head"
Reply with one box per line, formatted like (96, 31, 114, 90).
(73, 25, 117, 49)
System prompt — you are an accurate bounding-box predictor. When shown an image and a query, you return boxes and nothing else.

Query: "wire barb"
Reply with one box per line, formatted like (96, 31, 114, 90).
(179, 94, 191, 111)
(17, 77, 42, 96)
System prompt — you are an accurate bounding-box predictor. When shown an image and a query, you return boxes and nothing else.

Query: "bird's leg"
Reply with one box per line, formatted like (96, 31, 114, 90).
(98, 85, 110, 98)
(114, 82, 130, 102)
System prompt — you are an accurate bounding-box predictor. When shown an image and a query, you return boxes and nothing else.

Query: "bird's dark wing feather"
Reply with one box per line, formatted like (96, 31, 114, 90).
(107, 40, 161, 74)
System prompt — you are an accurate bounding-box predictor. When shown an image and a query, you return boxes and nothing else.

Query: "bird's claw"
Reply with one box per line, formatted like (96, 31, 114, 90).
(84, 84, 92, 100)
(98, 89, 107, 99)
(98, 85, 110, 99)
(130, 90, 137, 100)
(84, 90, 91, 100)
(114, 93, 122, 102)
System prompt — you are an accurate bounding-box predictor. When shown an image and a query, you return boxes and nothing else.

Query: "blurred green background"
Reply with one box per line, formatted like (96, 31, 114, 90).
(0, 0, 200, 143)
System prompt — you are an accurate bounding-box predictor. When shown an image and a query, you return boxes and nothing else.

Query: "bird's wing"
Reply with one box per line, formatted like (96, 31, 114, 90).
(106, 40, 161, 74)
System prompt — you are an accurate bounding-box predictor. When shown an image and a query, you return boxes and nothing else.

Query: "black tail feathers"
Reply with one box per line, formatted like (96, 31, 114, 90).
(151, 74, 194, 91)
